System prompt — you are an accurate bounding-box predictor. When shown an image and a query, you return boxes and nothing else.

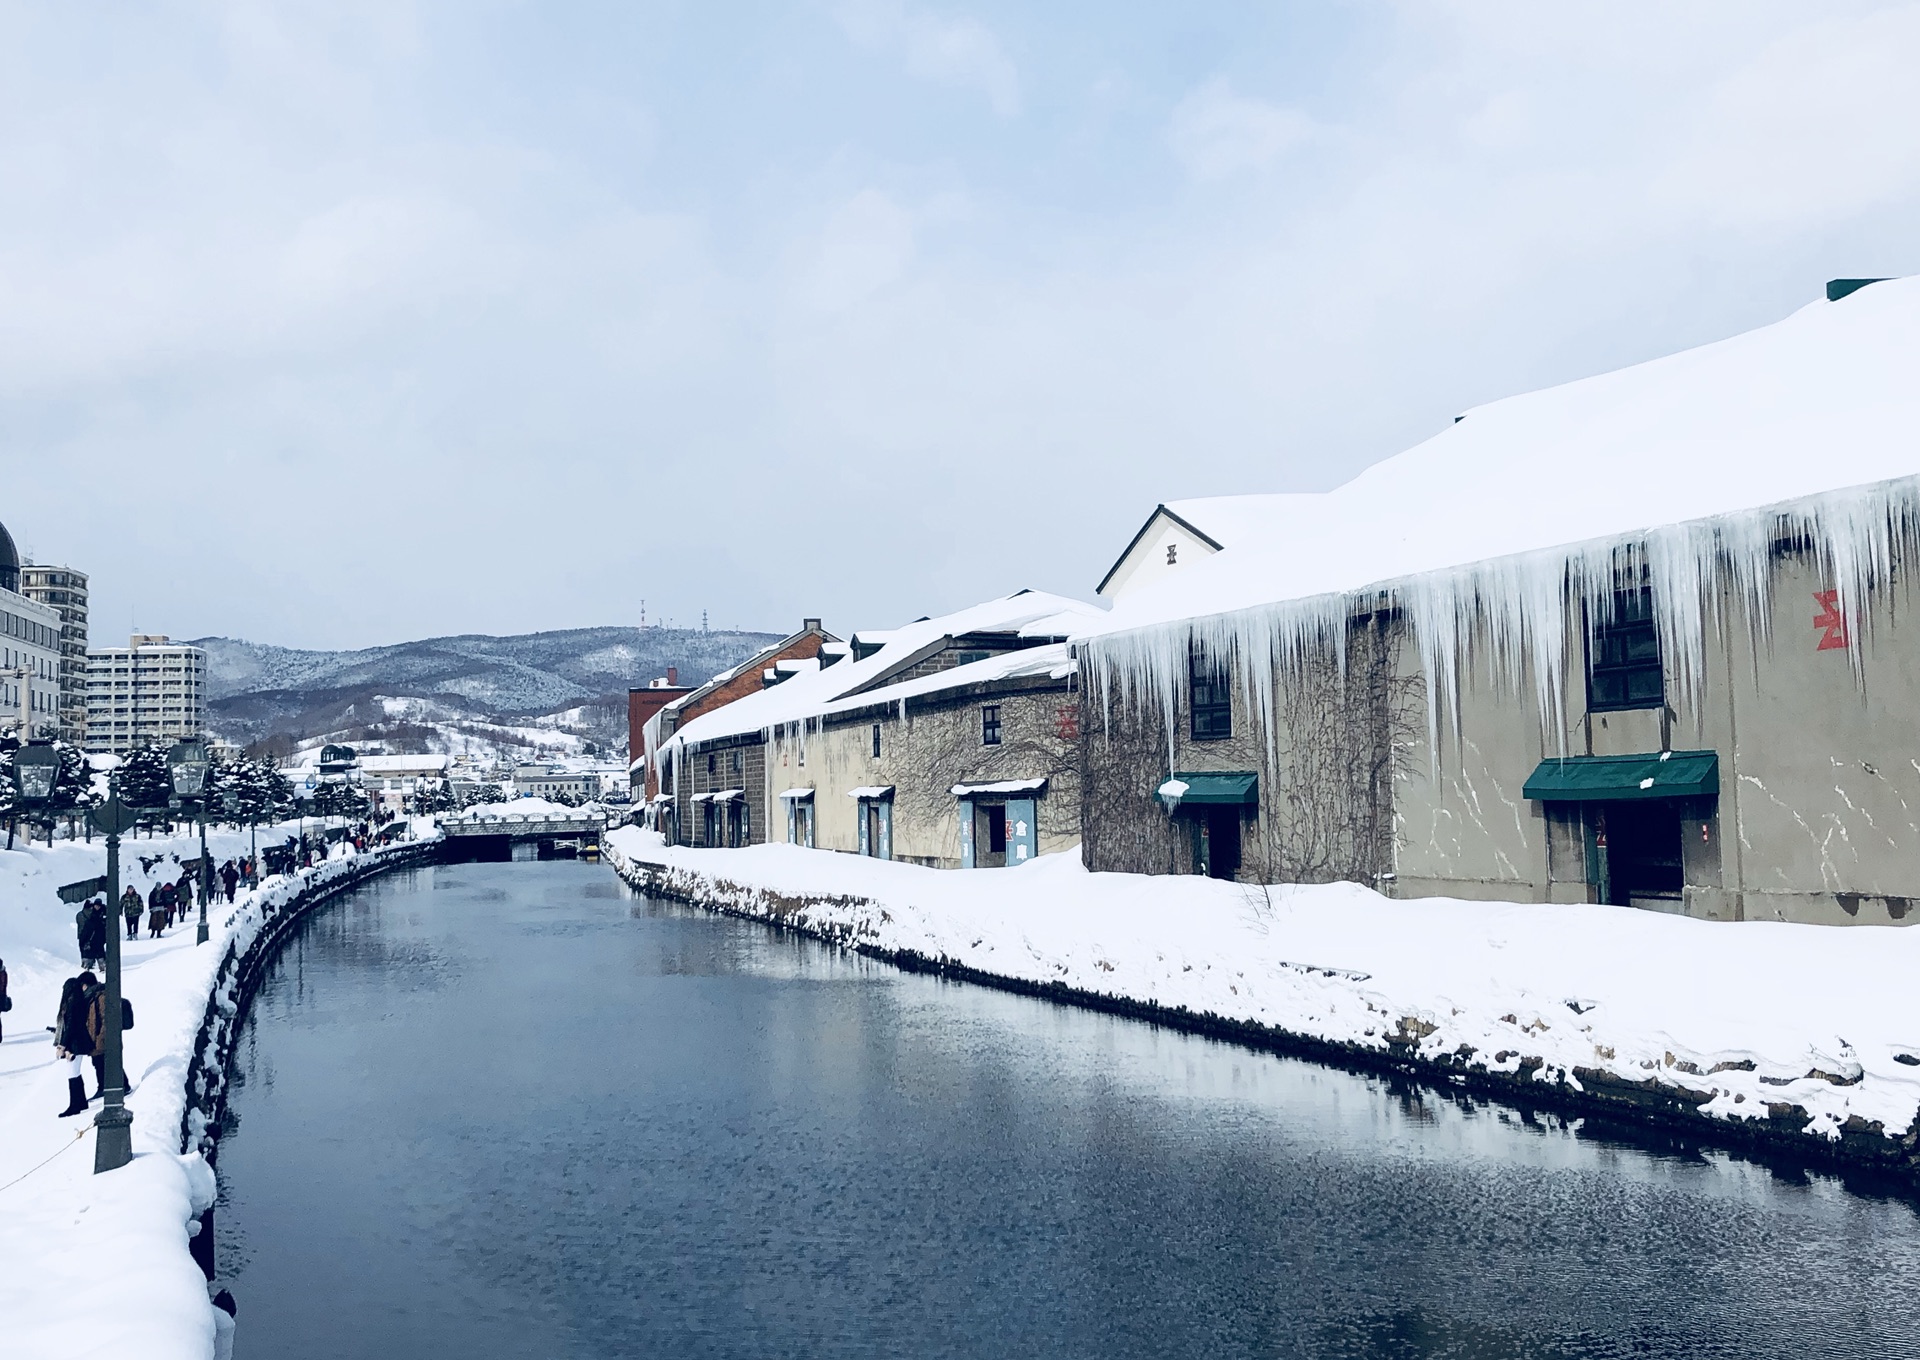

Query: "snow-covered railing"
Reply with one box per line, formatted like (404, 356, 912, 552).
(177, 840, 439, 1158)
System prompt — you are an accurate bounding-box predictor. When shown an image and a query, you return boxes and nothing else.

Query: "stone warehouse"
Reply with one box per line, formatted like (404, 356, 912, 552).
(1075, 278, 1920, 926)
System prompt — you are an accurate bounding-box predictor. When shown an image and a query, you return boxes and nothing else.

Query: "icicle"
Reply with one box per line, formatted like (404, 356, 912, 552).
(1083, 476, 1920, 776)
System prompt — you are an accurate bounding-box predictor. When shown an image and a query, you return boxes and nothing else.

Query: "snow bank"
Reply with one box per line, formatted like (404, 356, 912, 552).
(0, 826, 432, 1360)
(606, 830, 1920, 1171)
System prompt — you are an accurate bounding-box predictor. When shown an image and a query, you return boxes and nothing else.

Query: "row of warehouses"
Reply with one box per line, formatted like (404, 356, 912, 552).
(630, 277, 1920, 927)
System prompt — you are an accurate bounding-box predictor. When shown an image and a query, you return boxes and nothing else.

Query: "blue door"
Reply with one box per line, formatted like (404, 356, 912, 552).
(1006, 798, 1037, 865)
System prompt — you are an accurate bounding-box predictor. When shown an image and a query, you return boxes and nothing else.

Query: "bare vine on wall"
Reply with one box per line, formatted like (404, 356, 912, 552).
(1245, 614, 1425, 888)
(1078, 690, 1183, 875)
(887, 694, 1083, 850)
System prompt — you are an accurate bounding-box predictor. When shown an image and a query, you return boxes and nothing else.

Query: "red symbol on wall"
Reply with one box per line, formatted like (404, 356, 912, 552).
(1055, 705, 1080, 741)
(1813, 590, 1850, 651)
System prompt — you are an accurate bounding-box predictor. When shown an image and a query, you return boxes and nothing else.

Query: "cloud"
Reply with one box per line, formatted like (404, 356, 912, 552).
(795, 190, 916, 311)
(833, 0, 1020, 116)
(1166, 78, 1315, 181)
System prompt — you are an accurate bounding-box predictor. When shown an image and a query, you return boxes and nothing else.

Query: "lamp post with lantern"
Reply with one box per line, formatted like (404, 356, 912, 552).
(167, 739, 214, 945)
(14, 742, 137, 1172)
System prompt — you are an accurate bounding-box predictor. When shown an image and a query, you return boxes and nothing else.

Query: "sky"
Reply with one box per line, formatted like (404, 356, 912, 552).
(4, 1, 1919, 651)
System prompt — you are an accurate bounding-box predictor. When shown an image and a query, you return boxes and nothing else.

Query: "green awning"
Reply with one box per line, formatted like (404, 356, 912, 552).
(1162, 771, 1259, 807)
(1523, 750, 1719, 803)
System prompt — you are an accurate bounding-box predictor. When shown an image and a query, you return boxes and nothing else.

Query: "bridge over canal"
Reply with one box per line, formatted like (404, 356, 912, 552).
(440, 806, 610, 862)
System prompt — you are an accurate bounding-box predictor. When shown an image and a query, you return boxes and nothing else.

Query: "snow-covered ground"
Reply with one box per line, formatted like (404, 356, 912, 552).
(607, 829, 1920, 1165)
(0, 823, 429, 1360)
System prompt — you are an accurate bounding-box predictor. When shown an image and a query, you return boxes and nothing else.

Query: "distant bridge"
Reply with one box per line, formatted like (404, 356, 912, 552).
(440, 807, 611, 861)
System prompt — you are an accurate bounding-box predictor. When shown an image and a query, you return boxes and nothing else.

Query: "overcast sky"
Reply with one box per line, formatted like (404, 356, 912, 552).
(5, 1, 1918, 651)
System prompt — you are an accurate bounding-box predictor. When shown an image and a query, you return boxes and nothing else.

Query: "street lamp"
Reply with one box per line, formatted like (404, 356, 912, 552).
(15, 748, 135, 1172)
(12, 741, 58, 845)
(167, 740, 214, 945)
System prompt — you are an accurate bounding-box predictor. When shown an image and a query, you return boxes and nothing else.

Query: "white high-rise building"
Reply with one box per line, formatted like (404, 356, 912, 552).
(84, 635, 208, 756)
(0, 520, 63, 741)
(18, 563, 90, 744)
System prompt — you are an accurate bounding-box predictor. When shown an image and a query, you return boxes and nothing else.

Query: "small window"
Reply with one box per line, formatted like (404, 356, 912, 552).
(871, 724, 882, 759)
(981, 704, 1002, 746)
(1588, 589, 1663, 712)
(730, 749, 742, 774)
(706, 753, 716, 775)
(1189, 648, 1232, 741)
(1166, 543, 1178, 565)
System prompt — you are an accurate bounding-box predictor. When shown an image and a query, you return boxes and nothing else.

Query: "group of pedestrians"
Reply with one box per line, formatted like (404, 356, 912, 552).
(51, 967, 132, 1117)
(78, 856, 258, 952)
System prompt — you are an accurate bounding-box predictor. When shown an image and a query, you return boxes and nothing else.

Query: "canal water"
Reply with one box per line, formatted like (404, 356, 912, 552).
(215, 861, 1920, 1359)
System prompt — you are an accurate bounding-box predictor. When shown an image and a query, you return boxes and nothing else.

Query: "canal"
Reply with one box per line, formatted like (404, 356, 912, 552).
(215, 860, 1920, 1358)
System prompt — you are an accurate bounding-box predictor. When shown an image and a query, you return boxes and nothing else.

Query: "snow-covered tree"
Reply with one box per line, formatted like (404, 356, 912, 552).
(210, 758, 294, 825)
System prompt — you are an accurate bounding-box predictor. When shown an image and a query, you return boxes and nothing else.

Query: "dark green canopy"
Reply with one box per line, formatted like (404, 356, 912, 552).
(1164, 772, 1259, 806)
(1523, 750, 1718, 802)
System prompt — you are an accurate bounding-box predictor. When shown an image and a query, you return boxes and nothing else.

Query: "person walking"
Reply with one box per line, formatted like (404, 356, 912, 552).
(148, 882, 169, 939)
(0, 956, 10, 1045)
(122, 885, 143, 940)
(53, 970, 96, 1117)
(221, 860, 240, 902)
(176, 870, 195, 925)
(77, 899, 108, 972)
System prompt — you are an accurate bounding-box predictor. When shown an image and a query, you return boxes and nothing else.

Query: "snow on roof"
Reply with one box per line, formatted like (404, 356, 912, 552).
(1078, 278, 1920, 741)
(951, 778, 1049, 797)
(1159, 494, 1323, 549)
(660, 592, 1099, 754)
(846, 785, 894, 799)
(776, 787, 815, 799)
(357, 754, 450, 773)
(1085, 280, 1920, 642)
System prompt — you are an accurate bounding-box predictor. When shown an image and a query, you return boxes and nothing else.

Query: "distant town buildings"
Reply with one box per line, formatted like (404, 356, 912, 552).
(18, 563, 90, 743)
(0, 521, 64, 741)
(84, 634, 208, 756)
(512, 764, 598, 801)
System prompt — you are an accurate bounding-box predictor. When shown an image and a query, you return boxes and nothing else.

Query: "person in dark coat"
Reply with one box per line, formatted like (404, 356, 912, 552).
(54, 970, 97, 1117)
(148, 882, 169, 939)
(221, 860, 240, 902)
(77, 900, 109, 971)
(175, 870, 195, 923)
(0, 956, 9, 1045)
(122, 885, 143, 940)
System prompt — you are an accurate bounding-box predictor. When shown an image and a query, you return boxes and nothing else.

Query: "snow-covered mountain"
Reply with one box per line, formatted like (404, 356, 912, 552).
(197, 626, 780, 756)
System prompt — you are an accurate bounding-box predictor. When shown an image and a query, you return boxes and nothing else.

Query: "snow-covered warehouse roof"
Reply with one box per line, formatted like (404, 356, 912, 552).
(1077, 277, 1920, 738)
(661, 591, 1099, 755)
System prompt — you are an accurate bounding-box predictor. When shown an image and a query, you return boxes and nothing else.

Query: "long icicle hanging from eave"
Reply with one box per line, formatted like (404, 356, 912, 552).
(1082, 475, 1920, 776)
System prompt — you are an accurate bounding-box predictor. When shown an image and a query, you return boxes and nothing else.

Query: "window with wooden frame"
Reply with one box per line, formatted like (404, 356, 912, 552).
(1587, 588, 1664, 712)
(871, 723, 882, 759)
(981, 704, 1002, 746)
(1189, 647, 1232, 741)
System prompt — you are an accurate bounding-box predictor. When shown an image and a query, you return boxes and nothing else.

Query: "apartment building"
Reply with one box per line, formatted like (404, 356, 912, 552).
(18, 564, 90, 743)
(84, 634, 208, 755)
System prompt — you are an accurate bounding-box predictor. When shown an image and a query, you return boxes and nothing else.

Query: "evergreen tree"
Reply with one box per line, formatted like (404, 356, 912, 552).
(118, 744, 174, 810)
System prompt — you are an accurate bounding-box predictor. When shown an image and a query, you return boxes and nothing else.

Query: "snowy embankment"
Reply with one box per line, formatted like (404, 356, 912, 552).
(607, 829, 1920, 1178)
(0, 825, 436, 1360)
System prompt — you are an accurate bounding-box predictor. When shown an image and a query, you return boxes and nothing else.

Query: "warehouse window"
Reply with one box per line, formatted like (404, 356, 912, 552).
(871, 724, 882, 759)
(981, 705, 1002, 746)
(1588, 589, 1663, 712)
(1189, 648, 1232, 741)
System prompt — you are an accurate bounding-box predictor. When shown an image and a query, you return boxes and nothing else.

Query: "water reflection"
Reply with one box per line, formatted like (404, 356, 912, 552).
(215, 862, 1920, 1360)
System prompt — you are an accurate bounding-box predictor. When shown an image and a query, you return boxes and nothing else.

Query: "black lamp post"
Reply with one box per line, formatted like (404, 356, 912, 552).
(16, 745, 136, 1172)
(167, 739, 214, 945)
